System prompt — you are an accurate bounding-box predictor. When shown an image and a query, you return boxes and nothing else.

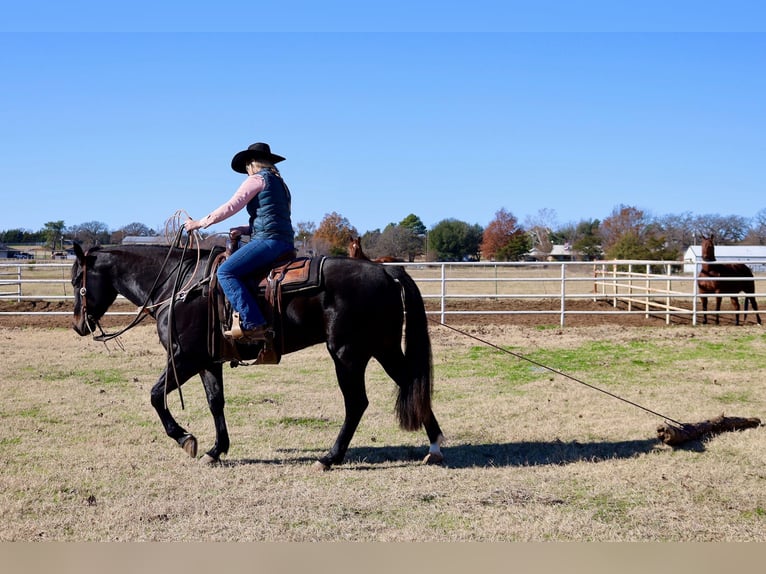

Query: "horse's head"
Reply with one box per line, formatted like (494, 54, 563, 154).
(700, 235, 716, 262)
(71, 244, 118, 336)
(348, 236, 366, 259)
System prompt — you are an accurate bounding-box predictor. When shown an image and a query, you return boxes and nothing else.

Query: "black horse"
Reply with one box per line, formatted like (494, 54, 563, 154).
(70, 242, 444, 469)
(697, 236, 761, 326)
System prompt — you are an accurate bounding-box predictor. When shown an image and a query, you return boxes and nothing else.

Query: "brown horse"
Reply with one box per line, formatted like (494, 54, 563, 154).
(348, 237, 404, 263)
(697, 236, 761, 326)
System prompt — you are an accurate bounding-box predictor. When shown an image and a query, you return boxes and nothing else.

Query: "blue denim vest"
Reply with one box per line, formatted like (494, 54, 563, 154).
(247, 169, 294, 245)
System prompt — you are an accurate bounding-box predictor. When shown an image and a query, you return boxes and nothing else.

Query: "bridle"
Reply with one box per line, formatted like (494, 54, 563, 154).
(77, 246, 151, 342)
(77, 228, 203, 343)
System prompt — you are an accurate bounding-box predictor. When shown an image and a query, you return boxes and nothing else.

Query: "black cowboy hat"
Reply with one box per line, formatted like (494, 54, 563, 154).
(230, 142, 286, 174)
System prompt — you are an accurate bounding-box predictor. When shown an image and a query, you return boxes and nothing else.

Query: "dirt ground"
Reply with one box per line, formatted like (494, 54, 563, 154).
(0, 297, 694, 330)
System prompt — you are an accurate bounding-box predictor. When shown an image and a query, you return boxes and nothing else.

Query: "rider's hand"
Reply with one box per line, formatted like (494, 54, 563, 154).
(184, 218, 202, 233)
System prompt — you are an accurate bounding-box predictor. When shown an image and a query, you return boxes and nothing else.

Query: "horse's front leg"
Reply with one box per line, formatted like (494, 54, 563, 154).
(150, 364, 200, 459)
(198, 364, 230, 464)
(714, 296, 722, 325)
(700, 295, 709, 324)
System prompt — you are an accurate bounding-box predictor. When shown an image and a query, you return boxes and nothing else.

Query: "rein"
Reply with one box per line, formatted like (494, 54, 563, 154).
(81, 228, 202, 343)
(429, 318, 685, 430)
(79, 228, 204, 410)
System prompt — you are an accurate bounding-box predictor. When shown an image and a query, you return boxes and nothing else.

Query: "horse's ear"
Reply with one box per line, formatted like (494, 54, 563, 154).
(73, 243, 86, 264)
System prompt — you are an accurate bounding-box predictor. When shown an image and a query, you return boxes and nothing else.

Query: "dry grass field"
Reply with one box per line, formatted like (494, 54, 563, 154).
(2, 305, 766, 542)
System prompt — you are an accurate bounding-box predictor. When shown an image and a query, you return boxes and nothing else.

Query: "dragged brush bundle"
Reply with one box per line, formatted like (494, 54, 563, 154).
(657, 414, 761, 446)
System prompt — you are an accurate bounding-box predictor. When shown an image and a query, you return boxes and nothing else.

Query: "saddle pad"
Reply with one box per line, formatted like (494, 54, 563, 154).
(256, 256, 325, 295)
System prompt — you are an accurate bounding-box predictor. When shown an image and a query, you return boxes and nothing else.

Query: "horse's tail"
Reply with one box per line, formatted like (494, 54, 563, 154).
(387, 267, 433, 431)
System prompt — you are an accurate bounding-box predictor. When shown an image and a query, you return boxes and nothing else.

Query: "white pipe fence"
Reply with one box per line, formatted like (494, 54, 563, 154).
(1, 260, 764, 326)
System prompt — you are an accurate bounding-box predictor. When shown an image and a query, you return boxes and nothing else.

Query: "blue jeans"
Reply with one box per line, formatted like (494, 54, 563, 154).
(216, 237, 294, 330)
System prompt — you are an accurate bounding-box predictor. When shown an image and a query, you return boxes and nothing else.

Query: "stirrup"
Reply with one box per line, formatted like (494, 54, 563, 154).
(254, 329, 279, 364)
(224, 312, 244, 339)
(224, 313, 270, 343)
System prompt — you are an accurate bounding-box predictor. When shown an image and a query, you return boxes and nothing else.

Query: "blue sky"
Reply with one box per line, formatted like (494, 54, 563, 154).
(2, 3, 765, 237)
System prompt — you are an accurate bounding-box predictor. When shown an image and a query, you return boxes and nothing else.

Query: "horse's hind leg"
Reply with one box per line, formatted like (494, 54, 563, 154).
(730, 297, 741, 326)
(420, 410, 445, 465)
(316, 348, 370, 470)
(198, 363, 230, 464)
(377, 349, 445, 465)
(745, 297, 762, 326)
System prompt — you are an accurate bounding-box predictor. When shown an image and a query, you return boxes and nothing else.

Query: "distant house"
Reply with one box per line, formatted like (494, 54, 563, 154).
(526, 243, 576, 262)
(0, 244, 34, 259)
(684, 245, 766, 273)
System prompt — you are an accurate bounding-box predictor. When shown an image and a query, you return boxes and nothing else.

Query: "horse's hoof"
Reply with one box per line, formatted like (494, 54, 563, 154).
(423, 452, 444, 465)
(313, 460, 331, 472)
(199, 453, 219, 466)
(180, 434, 198, 458)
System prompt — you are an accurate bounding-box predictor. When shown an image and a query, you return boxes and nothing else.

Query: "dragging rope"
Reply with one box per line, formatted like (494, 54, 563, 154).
(429, 319, 761, 446)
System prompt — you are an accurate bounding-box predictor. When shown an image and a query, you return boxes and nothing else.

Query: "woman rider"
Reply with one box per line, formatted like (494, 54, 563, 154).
(184, 142, 294, 341)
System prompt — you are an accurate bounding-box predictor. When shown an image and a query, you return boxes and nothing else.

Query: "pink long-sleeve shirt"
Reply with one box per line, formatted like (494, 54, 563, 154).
(199, 174, 266, 229)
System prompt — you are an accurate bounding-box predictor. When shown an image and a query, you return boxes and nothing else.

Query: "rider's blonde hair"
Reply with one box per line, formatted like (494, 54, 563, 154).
(246, 159, 280, 176)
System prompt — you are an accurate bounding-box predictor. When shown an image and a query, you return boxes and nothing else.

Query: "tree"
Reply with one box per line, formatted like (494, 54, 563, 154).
(655, 212, 696, 254)
(313, 212, 358, 256)
(69, 221, 111, 248)
(745, 208, 766, 245)
(693, 213, 750, 244)
(359, 229, 382, 256)
(524, 208, 558, 257)
(479, 208, 523, 261)
(570, 219, 603, 260)
(111, 222, 157, 244)
(428, 218, 483, 261)
(294, 220, 317, 255)
(399, 213, 427, 236)
(0, 228, 39, 244)
(496, 232, 532, 262)
(599, 205, 648, 255)
(372, 224, 422, 261)
(43, 220, 66, 252)
(600, 205, 678, 262)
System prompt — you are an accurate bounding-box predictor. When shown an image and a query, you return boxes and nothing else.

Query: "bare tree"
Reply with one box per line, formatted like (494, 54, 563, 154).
(111, 222, 157, 244)
(693, 213, 750, 244)
(373, 224, 422, 261)
(744, 208, 766, 245)
(523, 208, 557, 256)
(653, 212, 693, 252)
(69, 221, 111, 248)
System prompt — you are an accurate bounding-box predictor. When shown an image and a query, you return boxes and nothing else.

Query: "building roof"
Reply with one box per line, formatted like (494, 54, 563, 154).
(684, 245, 766, 272)
(122, 235, 172, 245)
(684, 245, 766, 261)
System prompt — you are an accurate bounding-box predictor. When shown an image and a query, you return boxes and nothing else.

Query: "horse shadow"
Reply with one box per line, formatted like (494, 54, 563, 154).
(225, 437, 705, 469)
